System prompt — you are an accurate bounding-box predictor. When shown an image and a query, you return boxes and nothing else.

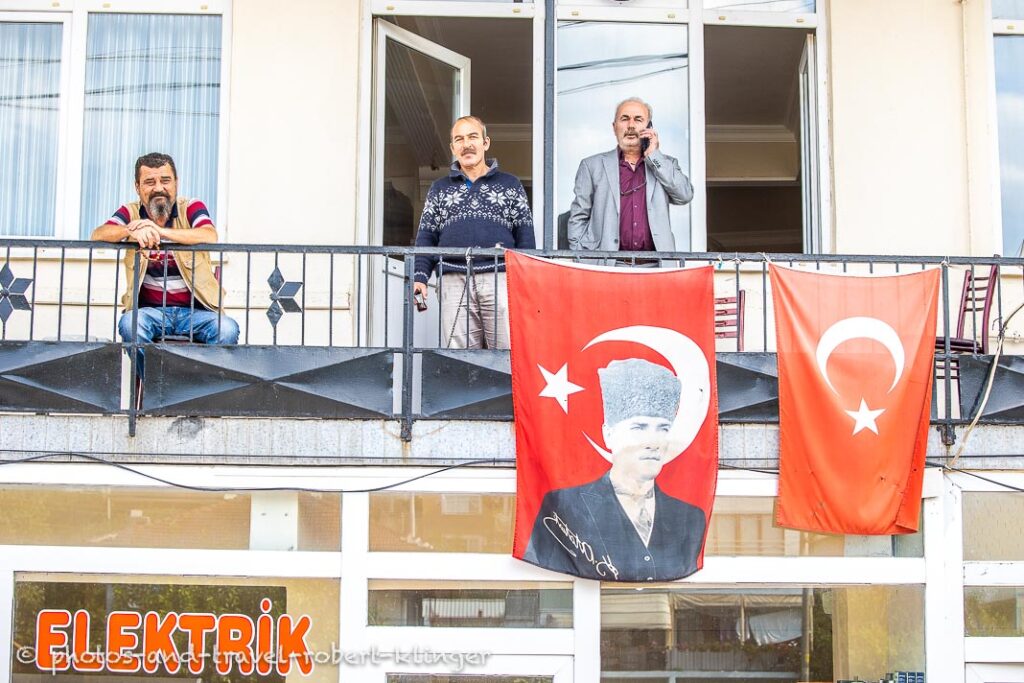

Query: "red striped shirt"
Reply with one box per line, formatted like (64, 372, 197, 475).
(105, 199, 214, 308)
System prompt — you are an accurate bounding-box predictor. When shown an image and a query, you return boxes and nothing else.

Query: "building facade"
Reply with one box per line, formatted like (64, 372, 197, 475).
(1, 0, 1024, 681)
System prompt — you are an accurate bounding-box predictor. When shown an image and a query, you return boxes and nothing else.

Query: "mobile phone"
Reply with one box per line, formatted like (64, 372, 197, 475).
(640, 119, 653, 155)
(414, 291, 428, 312)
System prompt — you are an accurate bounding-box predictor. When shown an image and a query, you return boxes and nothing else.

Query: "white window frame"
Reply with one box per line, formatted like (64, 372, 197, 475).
(0, 463, 946, 683)
(357, 0, 544, 248)
(554, 0, 831, 253)
(954, 471, 1024, 667)
(0, 10, 72, 240)
(0, 0, 231, 241)
(990, 11, 1024, 257)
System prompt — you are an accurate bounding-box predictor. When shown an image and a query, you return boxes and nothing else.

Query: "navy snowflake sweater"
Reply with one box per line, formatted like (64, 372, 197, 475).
(414, 160, 535, 284)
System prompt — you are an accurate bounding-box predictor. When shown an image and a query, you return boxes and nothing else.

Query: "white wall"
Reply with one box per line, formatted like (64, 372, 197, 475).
(225, 0, 361, 245)
(828, 0, 999, 257)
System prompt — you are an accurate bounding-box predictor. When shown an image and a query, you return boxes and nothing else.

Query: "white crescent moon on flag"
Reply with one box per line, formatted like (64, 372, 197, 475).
(815, 316, 905, 394)
(581, 325, 711, 463)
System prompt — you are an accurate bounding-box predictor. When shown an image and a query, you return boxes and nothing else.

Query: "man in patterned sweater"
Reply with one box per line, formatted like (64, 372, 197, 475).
(412, 116, 535, 349)
(91, 152, 239, 375)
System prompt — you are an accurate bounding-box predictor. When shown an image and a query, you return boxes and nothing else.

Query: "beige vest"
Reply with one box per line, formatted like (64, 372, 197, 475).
(119, 197, 225, 312)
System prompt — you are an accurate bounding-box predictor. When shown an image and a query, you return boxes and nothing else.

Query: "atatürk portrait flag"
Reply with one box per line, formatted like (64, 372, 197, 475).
(507, 252, 718, 582)
(770, 265, 940, 535)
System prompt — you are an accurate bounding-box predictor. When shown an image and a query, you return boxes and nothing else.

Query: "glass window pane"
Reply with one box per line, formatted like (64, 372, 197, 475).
(369, 581, 572, 628)
(0, 22, 62, 237)
(0, 486, 340, 551)
(602, 586, 925, 682)
(705, 497, 923, 557)
(963, 492, 1024, 560)
(705, 0, 815, 11)
(80, 13, 222, 237)
(369, 493, 922, 556)
(556, 22, 690, 249)
(995, 36, 1024, 256)
(965, 586, 1024, 636)
(12, 575, 339, 681)
(994, 0, 1024, 19)
(390, 678, 551, 683)
(369, 492, 514, 553)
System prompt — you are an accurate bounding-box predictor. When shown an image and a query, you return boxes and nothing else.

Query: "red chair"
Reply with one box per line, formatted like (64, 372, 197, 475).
(715, 290, 746, 351)
(934, 264, 998, 380)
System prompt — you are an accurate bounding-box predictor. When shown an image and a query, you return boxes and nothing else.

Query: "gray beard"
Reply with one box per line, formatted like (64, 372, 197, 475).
(147, 196, 172, 222)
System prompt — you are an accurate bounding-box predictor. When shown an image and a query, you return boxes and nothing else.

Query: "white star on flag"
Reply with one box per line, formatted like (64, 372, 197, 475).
(538, 363, 584, 414)
(845, 399, 885, 435)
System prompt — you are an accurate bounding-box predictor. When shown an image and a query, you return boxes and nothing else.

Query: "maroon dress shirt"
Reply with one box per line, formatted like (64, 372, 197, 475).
(618, 152, 654, 251)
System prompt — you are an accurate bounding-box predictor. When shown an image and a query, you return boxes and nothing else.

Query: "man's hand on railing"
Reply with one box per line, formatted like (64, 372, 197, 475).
(125, 219, 162, 249)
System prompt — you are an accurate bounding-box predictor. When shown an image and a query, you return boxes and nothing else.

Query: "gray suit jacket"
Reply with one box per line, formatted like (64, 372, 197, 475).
(567, 148, 693, 252)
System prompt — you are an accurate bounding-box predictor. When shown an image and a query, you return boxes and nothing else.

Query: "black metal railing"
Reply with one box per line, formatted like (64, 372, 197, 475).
(1, 239, 1022, 440)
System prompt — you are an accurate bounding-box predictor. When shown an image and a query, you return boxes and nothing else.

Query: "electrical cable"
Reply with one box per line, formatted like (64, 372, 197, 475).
(0, 451, 511, 494)
(926, 458, 1024, 493)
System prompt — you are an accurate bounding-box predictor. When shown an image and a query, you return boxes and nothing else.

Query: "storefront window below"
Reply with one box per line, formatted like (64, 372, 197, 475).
(963, 492, 1024, 560)
(704, 0, 814, 10)
(0, 486, 340, 551)
(965, 586, 1024, 636)
(369, 492, 514, 553)
(388, 678, 551, 683)
(369, 582, 572, 628)
(602, 586, 925, 683)
(12, 575, 340, 683)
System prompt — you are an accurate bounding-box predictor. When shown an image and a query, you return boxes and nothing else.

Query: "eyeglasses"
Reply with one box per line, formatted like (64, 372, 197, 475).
(620, 180, 646, 197)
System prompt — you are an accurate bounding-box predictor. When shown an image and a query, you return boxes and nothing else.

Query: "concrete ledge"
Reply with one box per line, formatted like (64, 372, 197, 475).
(0, 414, 1021, 469)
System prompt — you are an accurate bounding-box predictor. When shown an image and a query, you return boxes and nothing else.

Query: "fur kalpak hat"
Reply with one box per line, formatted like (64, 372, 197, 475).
(598, 358, 680, 426)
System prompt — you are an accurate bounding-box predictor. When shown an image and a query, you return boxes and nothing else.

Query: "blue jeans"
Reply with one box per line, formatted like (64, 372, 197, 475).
(118, 306, 240, 377)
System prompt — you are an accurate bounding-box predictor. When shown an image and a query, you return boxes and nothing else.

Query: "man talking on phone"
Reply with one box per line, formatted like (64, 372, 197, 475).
(568, 97, 693, 253)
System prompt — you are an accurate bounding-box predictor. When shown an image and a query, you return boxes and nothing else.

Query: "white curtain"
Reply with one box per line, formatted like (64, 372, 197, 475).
(0, 22, 62, 237)
(79, 13, 221, 237)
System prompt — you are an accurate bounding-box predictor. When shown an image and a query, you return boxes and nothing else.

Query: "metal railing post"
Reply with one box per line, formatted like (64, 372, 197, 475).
(128, 248, 141, 437)
(401, 253, 416, 441)
(939, 262, 955, 446)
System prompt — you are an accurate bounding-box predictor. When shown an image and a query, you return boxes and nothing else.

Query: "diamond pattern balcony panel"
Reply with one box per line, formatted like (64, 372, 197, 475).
(0, 342, 121, 413)
(419, 350, 513, 419)
(716, 352, 780, 423)
(958, 354, 1024, 423)
(144, 345, 394, 418)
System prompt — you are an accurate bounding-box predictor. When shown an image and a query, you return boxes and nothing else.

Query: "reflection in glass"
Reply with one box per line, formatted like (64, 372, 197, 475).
(382, 37, 457, 247)
(369, 585, 572, 628)
(963, 492, 1024, 560)
(0, 22, 62, 237)
(993, 0, 1024, 19)
(369, 492, 514, 552)
(705, 0, 814, 10)
(556, 22, 690, 249)
(0, 486, 340, 551)
(706, 497, 924, 557)
(995, 36, 1024, 256)
(965, 586, 1024, 636)
(602, 586, 925, 682)
(80, 14, 222, 237)
(389, 678, 551, 683)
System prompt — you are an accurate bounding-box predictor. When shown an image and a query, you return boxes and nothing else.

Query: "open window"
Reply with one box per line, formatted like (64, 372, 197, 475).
(704, 25, 819, 254)
(369, 15, 533, 345)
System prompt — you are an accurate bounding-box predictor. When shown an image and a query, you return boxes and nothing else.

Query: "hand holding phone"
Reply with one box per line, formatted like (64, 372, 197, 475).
(640, 119, 654, 156)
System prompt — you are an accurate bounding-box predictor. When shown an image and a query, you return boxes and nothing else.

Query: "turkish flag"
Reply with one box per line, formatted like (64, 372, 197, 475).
(508, 252, 717, 582)
(770, 265, 940, 535)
